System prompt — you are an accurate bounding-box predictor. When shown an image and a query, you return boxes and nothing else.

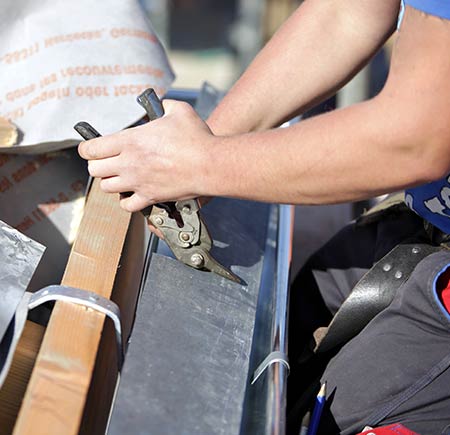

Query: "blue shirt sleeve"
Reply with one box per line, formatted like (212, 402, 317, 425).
(404, 0, 450, 19)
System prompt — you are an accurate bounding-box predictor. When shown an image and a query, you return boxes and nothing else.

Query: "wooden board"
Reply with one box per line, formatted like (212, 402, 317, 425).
(13, 178, 131, 435)
(0, 321, 45, 435)
(79, 212, 147, 435)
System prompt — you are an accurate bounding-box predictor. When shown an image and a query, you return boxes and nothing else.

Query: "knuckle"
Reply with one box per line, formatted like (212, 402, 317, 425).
(164, 100, 192, 117)
(178, 101, 193, 115)
(162, 99, 176, 112)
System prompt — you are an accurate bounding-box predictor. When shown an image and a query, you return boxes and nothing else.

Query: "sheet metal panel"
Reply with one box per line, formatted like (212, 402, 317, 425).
(108, 199, 270, 435)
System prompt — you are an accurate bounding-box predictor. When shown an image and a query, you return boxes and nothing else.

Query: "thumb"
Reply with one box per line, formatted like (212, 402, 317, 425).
(119, 192, 152, 213)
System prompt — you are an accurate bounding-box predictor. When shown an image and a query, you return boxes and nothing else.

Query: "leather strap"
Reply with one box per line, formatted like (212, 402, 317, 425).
(315, 243, 443, 353)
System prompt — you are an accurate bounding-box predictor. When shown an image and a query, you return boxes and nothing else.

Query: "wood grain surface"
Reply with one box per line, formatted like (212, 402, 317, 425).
(13, 178, 131, 435)
(0, 321, 45, 435)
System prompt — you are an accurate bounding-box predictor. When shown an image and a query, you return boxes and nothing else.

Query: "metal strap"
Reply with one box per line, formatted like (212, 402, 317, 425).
(251, 351, 290, 385)
(29, 285, 124, 370)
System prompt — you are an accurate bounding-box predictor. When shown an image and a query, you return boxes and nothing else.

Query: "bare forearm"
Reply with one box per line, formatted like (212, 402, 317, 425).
(204, 3, 450, 206)
(78, 6, 450, 215)
(205, 95, 445, 205)
(208, 0, 400, 135)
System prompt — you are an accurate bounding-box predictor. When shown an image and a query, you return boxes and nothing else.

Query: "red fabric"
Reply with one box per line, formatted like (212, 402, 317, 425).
(357, 423, 419, 435)
(436, 268, 450, 314)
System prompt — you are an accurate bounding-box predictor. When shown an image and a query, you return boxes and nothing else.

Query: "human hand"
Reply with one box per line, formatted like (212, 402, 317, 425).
(78, 100, 215, 213)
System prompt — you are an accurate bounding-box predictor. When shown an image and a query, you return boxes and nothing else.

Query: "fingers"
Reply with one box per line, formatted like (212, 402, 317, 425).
(162, 99, 194, 117)
(88, 155, 122, 178)
(78, 134, 124, 160)
(119, 192, 151, 213)
(99, 176, 132, 194)
(78, 101, 194, 161)
(146, 221, 165, 240)
(161, 99, 179, 113)
(106, 184, 165, 241)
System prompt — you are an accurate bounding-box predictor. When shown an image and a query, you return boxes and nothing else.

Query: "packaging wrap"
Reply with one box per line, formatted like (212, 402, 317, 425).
(0, 0, 174, 152)
(0, 0, 175, 288)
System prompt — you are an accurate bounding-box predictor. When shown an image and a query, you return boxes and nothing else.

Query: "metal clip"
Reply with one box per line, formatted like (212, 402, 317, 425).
(29, 285, 125, 370)
(251, 351, 290, 385)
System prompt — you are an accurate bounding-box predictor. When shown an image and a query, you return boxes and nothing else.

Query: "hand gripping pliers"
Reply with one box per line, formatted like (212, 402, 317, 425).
(74, 88, 242, 284)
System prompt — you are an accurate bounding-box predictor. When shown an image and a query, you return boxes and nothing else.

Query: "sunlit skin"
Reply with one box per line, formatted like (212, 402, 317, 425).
(79, 1, 450, 216)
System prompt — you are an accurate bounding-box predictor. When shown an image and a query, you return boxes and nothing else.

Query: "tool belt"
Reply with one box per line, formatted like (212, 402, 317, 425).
(314, 192, 450, 353)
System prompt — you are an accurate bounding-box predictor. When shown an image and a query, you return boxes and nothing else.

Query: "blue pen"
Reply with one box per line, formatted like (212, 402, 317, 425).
(306, 382, 327, 435)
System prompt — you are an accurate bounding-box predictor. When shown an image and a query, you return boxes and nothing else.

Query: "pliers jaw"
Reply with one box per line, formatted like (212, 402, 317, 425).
(148, 200, 244, 284)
